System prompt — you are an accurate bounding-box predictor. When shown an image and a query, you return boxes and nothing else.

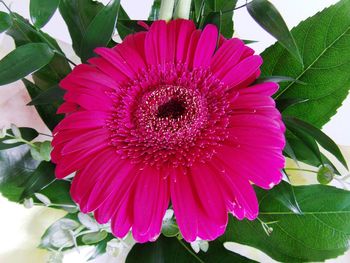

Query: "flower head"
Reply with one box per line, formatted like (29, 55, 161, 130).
(52, 19, 285, 243)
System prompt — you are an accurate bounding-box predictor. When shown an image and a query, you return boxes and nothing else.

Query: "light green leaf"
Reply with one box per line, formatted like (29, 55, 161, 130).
(30, 0, 60, 28)
(0, 11, 12, 33)
(40, 214, 80, 250)
(0, 127, 39, 150)
(224, 182, 350, 262)
(261, 0, 350, 127)
(0, 43, 54, 86)
(82, 231, 108, 245)
(80, 0, 121, 62)
(34, 192, 51, 206)
(247, 0, 302, 64)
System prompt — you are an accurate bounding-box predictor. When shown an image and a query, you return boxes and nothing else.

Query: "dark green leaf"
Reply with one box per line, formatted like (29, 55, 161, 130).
(285, 116, 348, 169)
(198, 0, 238, 38)
(256, 75, 306, 85)
(247, 0, 302, 64)
(202, 11, 222, 36)
(59, 0, 104, 57)
(0, 145, 40, 202)
(23, 79, 63, 131)
(0, 43, 54, 86)
(193, 0, 205, 22)
(6, 13, 71, 90)
(127, 235, 255, 263)
(276, 98, 308, 112)
(38, 179, 75, 207)
(148, 0, 161, 20)
(225, 182, 350, 262)
(28, 85, 64, 105)
(285, 136, 341, 176)
(30, 0, 60, 28)
(286, 125, 323, 165)
(0, 11, 12, 33)
(19, 161, 56, 200)
(80, 0, 121, 62)
(0, 127, 39, 150)
(261, 0, 350, 128)
(117, 20, 149, 40)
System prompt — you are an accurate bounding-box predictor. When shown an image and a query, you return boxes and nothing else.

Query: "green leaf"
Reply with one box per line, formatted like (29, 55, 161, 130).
(82, 231, 108, 245)
(0, 43, 54, 86)
(148, 0, 161, 20)
(247, 0, 302, 64)
(30, 0, 60, 28)
(0, 127, 39, 150)
(87, 234, 114, 261)
(23, 79, 63, 131)
(80, 0, 121, 62)
(285, 136, 341, 175)
(255, 75, 306, 85)
(261, 0, 350, 128)
(126, 235, 255, 263)
(0, 11, 12, 33)
(117, 20, 149, 40)
(284, 116, 348, 169)
(202, 11, 222, 37)
(0, 145, 40, 202)
(275, 98, 308, 113)
(38, 179, 75, 208)
(6, 13, 71, 89)
(28, 85, 64, 105)
(59, 0, 104, 57)
(225, 182, 350, 262)
(19, 161, 56, 200)
(198, 0, 238, 38)
(286, 125, 323, 165)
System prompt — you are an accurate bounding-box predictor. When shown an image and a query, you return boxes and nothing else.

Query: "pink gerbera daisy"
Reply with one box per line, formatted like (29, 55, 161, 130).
(52, 19, 285, 243)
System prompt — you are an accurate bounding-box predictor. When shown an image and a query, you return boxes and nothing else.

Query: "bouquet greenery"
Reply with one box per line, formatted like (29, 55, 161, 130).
(1, 0, 350, 262)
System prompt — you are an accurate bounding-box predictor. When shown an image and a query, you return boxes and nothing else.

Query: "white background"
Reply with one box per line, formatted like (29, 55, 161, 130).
(0, 0, 349, 263)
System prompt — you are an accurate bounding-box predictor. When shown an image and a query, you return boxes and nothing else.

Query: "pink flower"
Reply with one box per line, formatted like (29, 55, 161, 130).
(52, 19, 285, 243)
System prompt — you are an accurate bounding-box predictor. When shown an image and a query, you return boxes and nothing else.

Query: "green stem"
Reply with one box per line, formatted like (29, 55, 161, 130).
(284, 168, 318, 174)
(174, 0, 192, 19)
(177, 239, 204, 263)
(0, 0, 12, 14)
(159, 0, 175, 21)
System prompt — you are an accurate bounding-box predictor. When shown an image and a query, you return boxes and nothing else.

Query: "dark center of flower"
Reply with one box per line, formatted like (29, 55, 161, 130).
(157, 98, 186, 119)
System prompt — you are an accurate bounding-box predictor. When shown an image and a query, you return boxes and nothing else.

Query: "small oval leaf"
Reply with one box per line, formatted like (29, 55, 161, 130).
(0, 43, 54, 86)
(247, 0, 302, 65)
(82, 231, 108, 245)
(30, 0, 60, 28)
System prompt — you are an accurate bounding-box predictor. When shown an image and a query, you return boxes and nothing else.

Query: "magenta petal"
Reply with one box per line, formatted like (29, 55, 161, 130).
(221, 55, 263, 88)
(193, 24, 218, 68)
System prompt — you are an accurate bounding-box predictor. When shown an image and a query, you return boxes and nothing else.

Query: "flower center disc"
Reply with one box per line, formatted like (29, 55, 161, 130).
(136, 85, 207, 146)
